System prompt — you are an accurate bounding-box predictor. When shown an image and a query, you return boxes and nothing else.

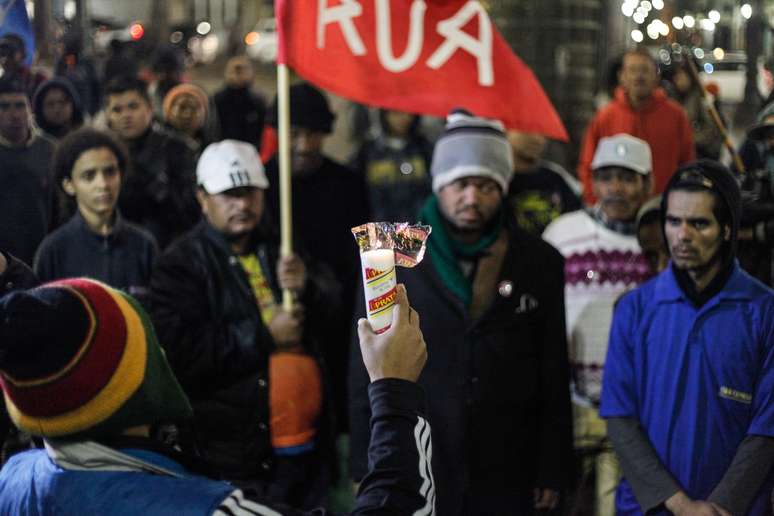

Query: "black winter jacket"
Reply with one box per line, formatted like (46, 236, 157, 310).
(119, 124, 199, 249)
(349, 225, 574, 516)
(149, 221, 337, 482)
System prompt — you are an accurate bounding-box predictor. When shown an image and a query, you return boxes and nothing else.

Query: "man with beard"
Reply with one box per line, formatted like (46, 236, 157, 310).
(600, 161, 774, 516)
(265, 83, 369, 430)
(150, 140, 337, 508)
(350, 110, 573, 515)
(543, 134, 652, 516)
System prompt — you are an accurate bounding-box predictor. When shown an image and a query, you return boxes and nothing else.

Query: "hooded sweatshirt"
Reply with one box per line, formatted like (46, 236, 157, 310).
(578, 87, 695, 203)
(659, 159, 741, 306)
(32, 78, 84, 140)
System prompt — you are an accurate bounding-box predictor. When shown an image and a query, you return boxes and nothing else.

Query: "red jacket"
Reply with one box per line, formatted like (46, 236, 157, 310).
(578, 87, 695, 203)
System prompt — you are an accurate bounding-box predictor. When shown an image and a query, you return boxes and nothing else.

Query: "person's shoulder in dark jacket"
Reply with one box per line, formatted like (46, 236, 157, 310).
(0, 251, 38, 296)
(152, 222, 212, 277)
(510, 221, 565, 269)
(32, 215, 78, 282)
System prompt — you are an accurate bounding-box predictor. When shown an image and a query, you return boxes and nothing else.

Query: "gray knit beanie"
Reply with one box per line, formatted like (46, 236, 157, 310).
(430, 110, 514, 194)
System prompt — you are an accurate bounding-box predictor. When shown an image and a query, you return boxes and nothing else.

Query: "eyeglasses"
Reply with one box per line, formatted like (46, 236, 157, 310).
(675, 168, 714, 189)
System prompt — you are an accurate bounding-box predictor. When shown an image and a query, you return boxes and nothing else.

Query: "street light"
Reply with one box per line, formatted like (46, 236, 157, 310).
(741, 4, 752, 20)
(672, 16, 684, 29)
(631, 29, 644, 42)
(683, 15, 695, 28)
(708, 10, 720, 24)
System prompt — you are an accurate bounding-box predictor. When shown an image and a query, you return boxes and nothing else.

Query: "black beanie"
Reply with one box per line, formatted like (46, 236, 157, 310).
(660, 159, 741, 260)
(267, 82, 335, 134)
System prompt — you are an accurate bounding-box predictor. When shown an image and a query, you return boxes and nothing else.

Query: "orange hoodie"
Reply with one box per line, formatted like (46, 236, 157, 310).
(578, 87, 695, 204)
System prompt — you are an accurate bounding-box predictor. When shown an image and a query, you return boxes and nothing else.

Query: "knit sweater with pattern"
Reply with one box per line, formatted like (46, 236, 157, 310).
(543, 210, 650, 406)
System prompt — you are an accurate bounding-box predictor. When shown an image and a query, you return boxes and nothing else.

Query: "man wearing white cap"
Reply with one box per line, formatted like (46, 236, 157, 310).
(543, 134, 654, 516)
(149, 140, 337, 508)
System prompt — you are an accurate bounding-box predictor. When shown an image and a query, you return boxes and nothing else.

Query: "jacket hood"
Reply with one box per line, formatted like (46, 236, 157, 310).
(660, 160, 741, 265)
(32, 77, 85, 134)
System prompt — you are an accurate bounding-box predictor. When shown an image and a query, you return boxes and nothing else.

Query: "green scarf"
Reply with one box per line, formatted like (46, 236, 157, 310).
(418, 196, 503, 307)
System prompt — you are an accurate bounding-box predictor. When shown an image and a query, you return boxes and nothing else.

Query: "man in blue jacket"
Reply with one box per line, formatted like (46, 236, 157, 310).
(601, 160, 774, 516)
(0, 279, 434, 515)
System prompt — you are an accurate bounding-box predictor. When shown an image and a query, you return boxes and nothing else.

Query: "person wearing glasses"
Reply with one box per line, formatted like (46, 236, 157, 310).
(600, 161, 774, 516)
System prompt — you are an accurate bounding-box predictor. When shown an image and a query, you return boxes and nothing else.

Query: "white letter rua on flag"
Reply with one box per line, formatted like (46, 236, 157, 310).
(277, 0, 567, 141)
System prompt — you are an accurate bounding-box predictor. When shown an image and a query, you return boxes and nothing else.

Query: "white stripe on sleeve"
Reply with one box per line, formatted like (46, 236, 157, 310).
(212, 488, 284, 516)
(413, 417, 436, 516)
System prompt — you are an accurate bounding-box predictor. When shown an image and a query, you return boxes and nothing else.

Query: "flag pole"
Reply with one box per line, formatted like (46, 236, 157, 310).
(277, 63, 294, 310)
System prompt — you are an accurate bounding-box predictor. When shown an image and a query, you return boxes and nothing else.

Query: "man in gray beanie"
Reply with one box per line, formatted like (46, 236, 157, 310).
(349, 109, 574, 515)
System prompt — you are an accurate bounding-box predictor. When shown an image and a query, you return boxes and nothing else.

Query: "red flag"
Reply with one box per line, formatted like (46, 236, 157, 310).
(276, 0, 567, 141)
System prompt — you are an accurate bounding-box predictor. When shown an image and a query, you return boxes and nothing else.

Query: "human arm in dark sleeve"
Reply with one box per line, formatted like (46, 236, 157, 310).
(708, 435, 774, 515)
(600, 296, 686, 513)
(216, 380, 434, 516)
(607, 417, 682, 512)
(350, 379, 434, 514)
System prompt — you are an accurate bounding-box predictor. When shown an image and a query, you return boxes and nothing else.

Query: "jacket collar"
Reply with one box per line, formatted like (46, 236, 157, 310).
(73, 210, 125, 243)
(653, 260, 754, 305)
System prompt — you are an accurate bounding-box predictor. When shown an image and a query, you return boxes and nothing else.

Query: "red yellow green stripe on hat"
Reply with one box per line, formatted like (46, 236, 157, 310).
(0, 278, 192, 438)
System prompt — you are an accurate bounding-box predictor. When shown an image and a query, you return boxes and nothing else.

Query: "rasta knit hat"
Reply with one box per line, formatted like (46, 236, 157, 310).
(0, 278, 192, 439)
(430, 109, 513, 194)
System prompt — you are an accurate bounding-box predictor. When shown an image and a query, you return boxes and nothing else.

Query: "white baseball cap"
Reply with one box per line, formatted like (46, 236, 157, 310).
(591, 134, 652, 176)
(196, 139, 269, 194)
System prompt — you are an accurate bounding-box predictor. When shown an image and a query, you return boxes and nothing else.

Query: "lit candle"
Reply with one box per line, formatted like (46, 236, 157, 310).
(359, 249, 397, 334)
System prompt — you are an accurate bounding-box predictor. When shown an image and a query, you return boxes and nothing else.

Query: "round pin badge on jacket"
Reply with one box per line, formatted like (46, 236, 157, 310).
(498, 280, 513, 297)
